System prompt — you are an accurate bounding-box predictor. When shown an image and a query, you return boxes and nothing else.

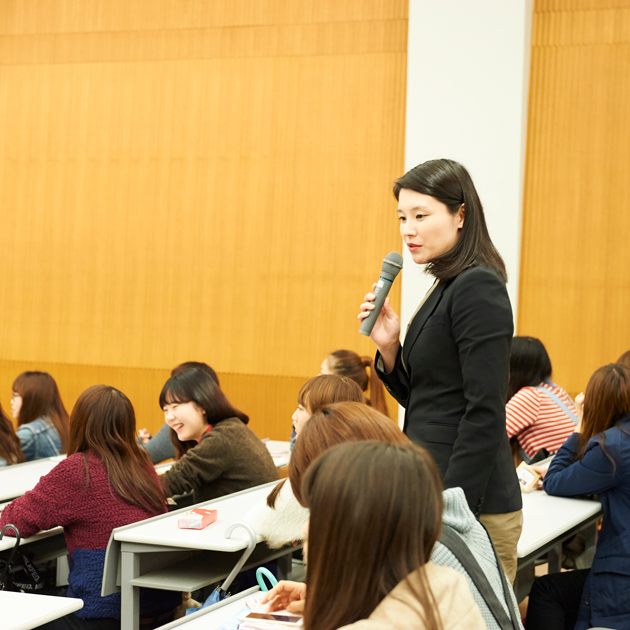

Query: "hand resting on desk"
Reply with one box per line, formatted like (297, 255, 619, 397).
(260, 580, 306, 614)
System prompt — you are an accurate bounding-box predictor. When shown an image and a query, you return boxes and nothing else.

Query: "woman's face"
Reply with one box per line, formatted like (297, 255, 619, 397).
(319, 357, 332, 375)
(397, 189, 464, 265)
(292, 403, 311, 436)
(11, 392, 22, 420)
(163, 401, 208, 442)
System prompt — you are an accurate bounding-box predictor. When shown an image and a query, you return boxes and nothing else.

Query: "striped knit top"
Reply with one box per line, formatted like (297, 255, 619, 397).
(506, 382, 577, 459)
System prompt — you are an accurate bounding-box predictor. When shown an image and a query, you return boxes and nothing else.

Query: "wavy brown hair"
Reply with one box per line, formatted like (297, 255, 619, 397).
(267, 383, 367, 509)
(289, 402, 408, 506)
(302, 441, 443, 630)
(297, 374, 364, 414)
(0, 403, 24, 466)
(577, 364, 630, 466)
(325, 350, 390, 417)
(68, 385, 166, 512)
(13, 371, 69, 453)
(394, 159, 506, 282)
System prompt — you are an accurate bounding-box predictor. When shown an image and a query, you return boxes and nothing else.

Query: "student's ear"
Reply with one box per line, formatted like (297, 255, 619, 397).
(457, 204, 465, 229)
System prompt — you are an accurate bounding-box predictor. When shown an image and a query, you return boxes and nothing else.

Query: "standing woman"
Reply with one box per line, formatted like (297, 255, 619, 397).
(11, 371, 70, 461)
(359, 159, 521, 580)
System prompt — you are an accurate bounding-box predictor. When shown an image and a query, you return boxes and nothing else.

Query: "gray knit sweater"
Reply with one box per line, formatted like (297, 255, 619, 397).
(431, 488, 524, 630)
(160, 417, 279, 503)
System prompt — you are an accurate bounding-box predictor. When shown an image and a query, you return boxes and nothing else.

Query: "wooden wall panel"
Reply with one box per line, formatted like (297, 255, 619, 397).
(519, 0, 630, 396)
(0, 1, 406, 439)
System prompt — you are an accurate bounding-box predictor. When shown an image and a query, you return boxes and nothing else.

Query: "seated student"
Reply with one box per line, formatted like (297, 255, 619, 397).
(140, 361, 220, 465)
(263, 402, 522, 630)
(526, 364, 630, 630)
(263, 440, 485, 630)
(0, 385, 179, 629)
(248, 395, 388, 550)
(158, 368, 279, 503)
(506, 337, 577, 464)
(0, 402, 24, 466)
(320, 349, 391, 417)
(11, 371, 70, 461)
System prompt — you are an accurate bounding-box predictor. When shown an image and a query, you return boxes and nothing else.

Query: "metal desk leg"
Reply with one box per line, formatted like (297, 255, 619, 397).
(121, 547, 140, 630)
(548, 543, 562, 573)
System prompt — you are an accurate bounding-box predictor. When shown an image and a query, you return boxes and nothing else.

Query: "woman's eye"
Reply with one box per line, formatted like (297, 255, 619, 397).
(397, 216, 405, 222)
(416, 214, 425, 220)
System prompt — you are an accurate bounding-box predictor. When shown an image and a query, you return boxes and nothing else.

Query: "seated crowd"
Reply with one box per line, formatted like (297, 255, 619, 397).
(0, 343, 629, 629)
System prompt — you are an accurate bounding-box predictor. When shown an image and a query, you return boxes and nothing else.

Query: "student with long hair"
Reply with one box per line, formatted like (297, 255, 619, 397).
(320, 350, 390, 417)
(264, 402, 522, 630)
(264, 441, 485, 630)
(158, 368, 278, 503)
(506, 337, 577, 464)
(140, 361, 221, 464)
(526, 364, 630, 630)
(0, 385, 179, 629)
(11, 371, 69, 461)
(359, 159, 521, 580)
(249, 399, 392, 550)
(0, 402, 24, 466)
(291, 374, 364, 438)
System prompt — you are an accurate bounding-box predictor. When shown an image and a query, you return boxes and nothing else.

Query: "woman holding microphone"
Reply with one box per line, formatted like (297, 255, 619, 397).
(359, 159, 522, 581)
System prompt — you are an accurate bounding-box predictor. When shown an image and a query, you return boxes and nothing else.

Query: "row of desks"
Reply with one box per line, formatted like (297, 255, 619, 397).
(0, 444, 602, 630)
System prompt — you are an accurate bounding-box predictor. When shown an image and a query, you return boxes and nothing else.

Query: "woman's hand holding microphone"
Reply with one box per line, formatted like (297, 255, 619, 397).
(358, 283, 401, 373)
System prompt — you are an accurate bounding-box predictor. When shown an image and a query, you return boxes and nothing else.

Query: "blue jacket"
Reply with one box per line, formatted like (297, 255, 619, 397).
(16, 417, 62, 461)
(543, 414, 630, 630)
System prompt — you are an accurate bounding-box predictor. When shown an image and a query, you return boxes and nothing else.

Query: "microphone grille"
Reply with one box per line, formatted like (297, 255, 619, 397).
(383, 251, 403, 268)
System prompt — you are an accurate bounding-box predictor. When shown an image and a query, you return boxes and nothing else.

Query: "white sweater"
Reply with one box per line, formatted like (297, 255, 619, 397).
(246, 480, 310, 549)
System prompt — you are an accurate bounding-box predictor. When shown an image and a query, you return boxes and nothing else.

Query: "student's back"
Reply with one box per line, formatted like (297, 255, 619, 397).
(0, 385, 179, 628)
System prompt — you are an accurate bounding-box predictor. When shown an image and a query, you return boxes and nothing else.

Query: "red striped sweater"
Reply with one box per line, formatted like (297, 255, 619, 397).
(506, 383, 577, 459)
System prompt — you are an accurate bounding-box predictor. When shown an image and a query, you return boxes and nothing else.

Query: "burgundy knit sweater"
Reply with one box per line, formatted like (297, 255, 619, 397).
(0, 451, 179, 619)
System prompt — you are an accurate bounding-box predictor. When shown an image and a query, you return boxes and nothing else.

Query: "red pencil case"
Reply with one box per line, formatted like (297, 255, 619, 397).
(178, 508, 218, 530)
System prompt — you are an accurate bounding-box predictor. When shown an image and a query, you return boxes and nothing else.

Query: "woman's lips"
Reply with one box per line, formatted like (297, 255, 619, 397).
(407, 243, 421, 251)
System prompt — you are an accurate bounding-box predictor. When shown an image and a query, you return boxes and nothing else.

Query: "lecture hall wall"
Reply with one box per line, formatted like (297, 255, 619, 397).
(0, 0, 407, 439)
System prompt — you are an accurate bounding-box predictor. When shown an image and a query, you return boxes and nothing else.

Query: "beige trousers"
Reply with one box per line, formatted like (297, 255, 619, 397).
(479, 509, 523, 584)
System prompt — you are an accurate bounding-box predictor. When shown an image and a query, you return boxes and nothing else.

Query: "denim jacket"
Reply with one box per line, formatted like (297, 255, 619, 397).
(16, 417, 62, 461)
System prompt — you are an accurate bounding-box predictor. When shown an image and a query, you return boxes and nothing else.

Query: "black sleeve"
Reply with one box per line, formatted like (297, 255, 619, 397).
(374, 346, 409, 408)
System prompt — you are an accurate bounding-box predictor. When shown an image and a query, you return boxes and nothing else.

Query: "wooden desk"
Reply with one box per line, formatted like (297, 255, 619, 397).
(104, 481, 294, 630)
(1, 591, 83, 630)
(515, 490, 602, 600)
(0, 456, 66, 502)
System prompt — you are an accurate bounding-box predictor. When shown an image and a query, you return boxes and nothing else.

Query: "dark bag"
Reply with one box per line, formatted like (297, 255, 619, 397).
(440, 525, 521, 629)
(0, 524, 45, 592)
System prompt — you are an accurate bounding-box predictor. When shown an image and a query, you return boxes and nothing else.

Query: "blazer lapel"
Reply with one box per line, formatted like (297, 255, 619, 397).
(402, 280, 448, 367)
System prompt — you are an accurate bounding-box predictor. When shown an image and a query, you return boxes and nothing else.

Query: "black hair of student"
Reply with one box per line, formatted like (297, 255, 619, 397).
(393, 159, 507, 282)
(507, 336, 552, 401)
(159, 368, 248, 459)
(171, 361, 219, 386)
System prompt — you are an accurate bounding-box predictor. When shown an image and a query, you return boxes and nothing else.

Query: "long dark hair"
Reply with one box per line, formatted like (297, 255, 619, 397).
(0, 403, 24, 465)
(302, 441, 443, 630)
(577, 364, 630, 465)
(159, 368, 248, 460)
(507, 336, 553, 401)
(325, 350, 390, 417)
(171, 361, 220, 385)
(68, 385, 166, 512)
(13, 371, 70, 453)
(393, 159, 506, 282)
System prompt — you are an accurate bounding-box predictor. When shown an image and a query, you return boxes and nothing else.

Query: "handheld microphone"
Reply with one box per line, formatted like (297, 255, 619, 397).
(359, 252, 403, 337)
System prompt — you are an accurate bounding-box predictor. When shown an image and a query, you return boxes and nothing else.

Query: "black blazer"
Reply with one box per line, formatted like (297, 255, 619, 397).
(376, 265, 521, 516)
